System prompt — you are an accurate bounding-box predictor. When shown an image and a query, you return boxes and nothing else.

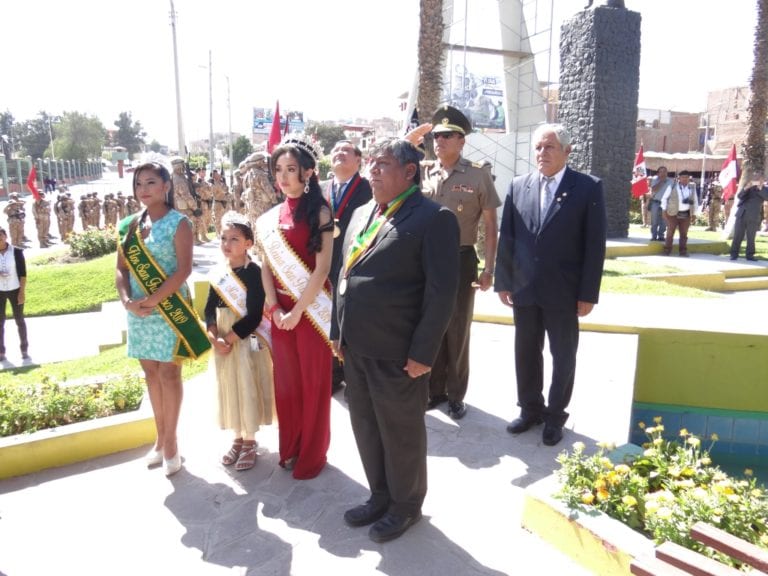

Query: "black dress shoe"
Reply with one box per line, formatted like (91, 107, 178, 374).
(426, 393, 448, 410)
(542, 423, 564, 446)
(369, 511, 422, 543)
(447, 400, 467, 420)
(746, 256, 758, 261)
(729, 255, 738, 260)
(506, 416, 543, 434)
(344, 501, 388, 527)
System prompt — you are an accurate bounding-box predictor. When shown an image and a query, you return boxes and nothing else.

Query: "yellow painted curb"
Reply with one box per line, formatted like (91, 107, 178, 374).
(0, 402, 155, 480)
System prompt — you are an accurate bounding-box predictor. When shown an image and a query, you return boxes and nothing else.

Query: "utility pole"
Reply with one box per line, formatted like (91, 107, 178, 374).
(226, 75, 233, 180)
(170, 0, 186, 155)
(208, 49, 214, 172)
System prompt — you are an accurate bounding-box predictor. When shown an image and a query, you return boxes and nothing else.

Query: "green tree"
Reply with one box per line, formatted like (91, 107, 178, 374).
(16, 112, 52, 160)
(55, 111, 106, 161)
(113, 111, 146, 156)
(741, 0, 768, 181)
(232, 135, 253, 167)
(417, 0, 445, 160)
(148, 140, 162, 153)
(305, 121, 345, 155)
(1, 111, 15, 160)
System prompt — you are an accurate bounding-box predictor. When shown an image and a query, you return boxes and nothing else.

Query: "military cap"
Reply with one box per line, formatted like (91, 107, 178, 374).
(431, 104, 472, 135)
(170, 156, 185, 166)
(9, 192, 19, 199)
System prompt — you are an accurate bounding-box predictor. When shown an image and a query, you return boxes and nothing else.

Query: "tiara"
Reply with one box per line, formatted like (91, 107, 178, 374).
(221, 210, 251, 228)
(280, 132, 323, 164)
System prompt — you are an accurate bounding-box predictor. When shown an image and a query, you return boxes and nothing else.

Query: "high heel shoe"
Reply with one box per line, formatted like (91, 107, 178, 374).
(144, 448, 163, 467)
(163, 452, 182, 476)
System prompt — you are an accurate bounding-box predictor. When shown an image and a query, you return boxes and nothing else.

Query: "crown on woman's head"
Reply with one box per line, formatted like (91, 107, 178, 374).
(280, 132, 323, 164)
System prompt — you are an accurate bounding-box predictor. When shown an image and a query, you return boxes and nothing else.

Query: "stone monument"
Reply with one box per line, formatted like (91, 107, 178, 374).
(558, 2, 640, 238)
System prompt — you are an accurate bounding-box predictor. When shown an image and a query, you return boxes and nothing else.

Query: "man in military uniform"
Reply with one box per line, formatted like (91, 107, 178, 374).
(170, 157, 203, 244)
(91, 192, 103, 229)
(195, 171, 213, 239)
(704, 179, 723, 231)
(116, 191, 127, 220)
(243, 151, 279, 233)
(210, 169, 229, 237)
(32, 194, 52, 247)
(63, 192, 76, 238)
(103, 192, 119, 228)
(421, 104, 501, 420)
(231, 167, 245, 213)
(77, 193, 89, 231)
(125, 194, 140, 216)
(54, 193, 68, 240)
(4, 193, 26, 246)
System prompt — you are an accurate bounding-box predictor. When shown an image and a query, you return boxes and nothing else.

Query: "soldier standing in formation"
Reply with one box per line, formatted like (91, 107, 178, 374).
(116, 191, 127, 220)
(193, 168, 211, 243)
(243, 151, 279, 233)
(78, 194, 89, 231)
(231, 167, 245, 213)
(170, 157, 203, 244)
(210, 169, 229, 236)
(64, 192, 76, 237)
(32, 194, 52, 247)
(4, 193, 26, 246)
(125, 194, 140, 216)
(103, 193, 119, 228)
(54, 194, 68, 241)
(704, 180, 723, 231)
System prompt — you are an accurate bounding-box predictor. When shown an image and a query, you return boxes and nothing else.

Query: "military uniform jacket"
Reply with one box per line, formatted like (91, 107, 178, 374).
(422, 156, 500, 246)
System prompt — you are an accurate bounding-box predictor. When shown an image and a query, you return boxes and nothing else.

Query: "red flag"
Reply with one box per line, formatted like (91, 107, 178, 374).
(718, 143, 739, 202)
(27, 166, 41, 200)
(630, 146, 649, 198)
(268, 100, 281, 154)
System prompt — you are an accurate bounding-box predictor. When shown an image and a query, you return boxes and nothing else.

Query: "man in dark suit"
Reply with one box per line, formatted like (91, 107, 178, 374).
(494, 123, 606, 447)
(325, 140, 372, 392)
(331, 138, 459, 543)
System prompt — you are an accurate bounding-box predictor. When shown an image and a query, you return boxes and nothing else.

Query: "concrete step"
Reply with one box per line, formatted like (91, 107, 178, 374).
(723, 276, 768, 291)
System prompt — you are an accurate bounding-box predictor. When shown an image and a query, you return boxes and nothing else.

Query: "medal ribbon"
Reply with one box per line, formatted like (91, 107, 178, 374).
(331, 174, 361, 221)
(117, 215, 211, 360)
(343, 185, 418, 276)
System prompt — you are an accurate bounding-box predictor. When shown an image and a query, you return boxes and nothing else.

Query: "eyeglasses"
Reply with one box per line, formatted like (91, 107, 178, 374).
(433, 132, 458, 140)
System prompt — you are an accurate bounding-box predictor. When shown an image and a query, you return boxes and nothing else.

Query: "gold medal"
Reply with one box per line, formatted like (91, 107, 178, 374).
(457, 203, 464, 212)
(339, 277, 347, 295)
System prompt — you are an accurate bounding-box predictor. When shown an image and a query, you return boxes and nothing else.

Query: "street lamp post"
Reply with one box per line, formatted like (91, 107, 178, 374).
(208, 50, 214, 172)
(48, 116, 56, 161)
(170, 0, 186, 155)
(226, 75, 233, 181)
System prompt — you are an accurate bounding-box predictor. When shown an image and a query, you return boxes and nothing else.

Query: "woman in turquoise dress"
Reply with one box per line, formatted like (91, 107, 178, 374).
(115, 161, 195, 477)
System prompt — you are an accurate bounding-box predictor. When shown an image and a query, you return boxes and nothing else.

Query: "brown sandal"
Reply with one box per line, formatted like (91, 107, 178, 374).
(222, 438, 243, 466)
(235, 442, 257, 471)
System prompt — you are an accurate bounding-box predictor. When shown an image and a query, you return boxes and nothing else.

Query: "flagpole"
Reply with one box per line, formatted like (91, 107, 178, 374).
(170, 0, 186, 155)
(699, 113, 708, 192)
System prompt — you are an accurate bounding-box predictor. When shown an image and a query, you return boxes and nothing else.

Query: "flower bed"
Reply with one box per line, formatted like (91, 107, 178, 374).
(554, 418, 768, 570)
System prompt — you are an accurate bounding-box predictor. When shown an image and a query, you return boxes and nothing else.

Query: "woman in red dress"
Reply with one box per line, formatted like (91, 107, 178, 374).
(258, 134, 333, 479)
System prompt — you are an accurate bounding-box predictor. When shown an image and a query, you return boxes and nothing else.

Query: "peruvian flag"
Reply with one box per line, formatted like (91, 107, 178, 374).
(267, 100, 281, 154)
(631, 146, 649, 198)
(718, 143, 739, 202)
(27, 166, 41, 200)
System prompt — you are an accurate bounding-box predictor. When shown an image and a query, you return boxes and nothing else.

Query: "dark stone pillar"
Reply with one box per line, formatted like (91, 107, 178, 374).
(558, 5, 641, 238)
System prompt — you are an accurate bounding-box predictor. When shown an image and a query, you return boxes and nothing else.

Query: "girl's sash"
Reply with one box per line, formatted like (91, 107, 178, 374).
(118, 216, 211, 360)
(210, 265, 272, 351)
(256, 207, 332, 347)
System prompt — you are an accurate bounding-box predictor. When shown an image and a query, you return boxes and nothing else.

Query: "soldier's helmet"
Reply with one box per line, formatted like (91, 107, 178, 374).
(9, 192, 20, 200)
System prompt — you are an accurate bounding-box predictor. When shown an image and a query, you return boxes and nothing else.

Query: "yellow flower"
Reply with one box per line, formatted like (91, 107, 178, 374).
(726, 494, 741, 503)
(581, 492, 595, 505)
(614, 464, 631, 475)
(687, 436, 701, 448)
(600, 457, 613, 470)
(679, 428, 689, 437)
(655, 425, 665, 432)
(668, 466, 682, 478)
(692, 487, 708, 500)
(572, 441, 586, 452)
(645, 426, 656, 434)
(594, 478, 607, 490)
(701, 457, 711, 466)
(638, 421, 646, 429)
(656, 507, 673, 520)
(596, 488, 610, 502)
(751, 489, 762, 498)
(622, 495, 637, 507)
(760, 534, 768, 546)
(744, 468, 753, 477)
(607, 471, 623, 486)
(710, 433, 719, 441)
(681, 467, 696, 477)
(643, 448, 657, 457)
(653, 416, 663, 424)
(653, 437, 663, 446)
(674, 479, 695, 489)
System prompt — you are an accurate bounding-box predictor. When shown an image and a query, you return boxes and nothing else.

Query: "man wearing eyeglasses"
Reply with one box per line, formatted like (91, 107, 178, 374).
(421, 104, 500, 420)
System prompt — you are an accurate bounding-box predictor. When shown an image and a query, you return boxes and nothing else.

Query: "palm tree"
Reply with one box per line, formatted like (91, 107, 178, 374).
(417, 0, 444, 159)
(740, 0, 768, 182)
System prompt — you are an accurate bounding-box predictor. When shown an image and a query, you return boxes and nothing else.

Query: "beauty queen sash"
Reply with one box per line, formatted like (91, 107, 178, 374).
(118, 216, 211, 360)
(210, 264, 272, 351)
(256, 207, 332, 347)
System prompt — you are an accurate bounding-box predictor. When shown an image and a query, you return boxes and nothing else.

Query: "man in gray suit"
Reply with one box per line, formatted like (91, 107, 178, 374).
(331, 138, 459, 543)
(495, 123, 606, 447)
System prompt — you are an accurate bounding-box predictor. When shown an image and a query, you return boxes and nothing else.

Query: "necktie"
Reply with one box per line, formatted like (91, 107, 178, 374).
(336, 181, 346, 202)
(541, 176, 555, 218)
(377, 202, 387, 216)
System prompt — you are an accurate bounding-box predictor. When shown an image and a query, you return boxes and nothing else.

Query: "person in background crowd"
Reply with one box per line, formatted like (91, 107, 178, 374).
(0, 227, 29, 361)
(661, 170, 699, 257)
(729, 172, 768, 261)
(648, 166, 672, 241)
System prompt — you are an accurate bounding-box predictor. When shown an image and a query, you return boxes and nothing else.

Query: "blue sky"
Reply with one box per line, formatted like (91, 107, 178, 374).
(1, 0, 757, 145)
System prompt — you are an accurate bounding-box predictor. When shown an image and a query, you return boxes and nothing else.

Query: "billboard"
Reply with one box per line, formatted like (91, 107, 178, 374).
(441, 51, 506, 133)
(253, 107, 306, 135)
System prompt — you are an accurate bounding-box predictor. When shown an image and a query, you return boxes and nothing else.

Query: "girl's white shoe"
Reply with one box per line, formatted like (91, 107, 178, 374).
(163, 453, 182, 476)
(145, 448, 163, 467)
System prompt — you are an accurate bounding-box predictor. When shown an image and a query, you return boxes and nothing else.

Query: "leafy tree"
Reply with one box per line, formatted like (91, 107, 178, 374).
(16, 112, 52, 160)
(305, 121, 346, 155)
(741, 0, 768, 181)
(113, 112, 146, 156)
(232, 135, 253, 167)
(148, 140, 162, 153)
(55, 111, 106, 161)
(0, 111, 14, 160)
(417, 0, 445, 160)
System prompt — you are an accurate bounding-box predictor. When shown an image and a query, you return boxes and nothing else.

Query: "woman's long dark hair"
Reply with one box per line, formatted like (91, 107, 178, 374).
(270, 145, 330, 254)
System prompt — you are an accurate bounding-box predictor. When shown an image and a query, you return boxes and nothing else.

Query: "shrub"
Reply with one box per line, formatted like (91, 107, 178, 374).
(555, 418, 768, 568)
(0, 374, 145, 437)
(69, 226, 117, 259)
